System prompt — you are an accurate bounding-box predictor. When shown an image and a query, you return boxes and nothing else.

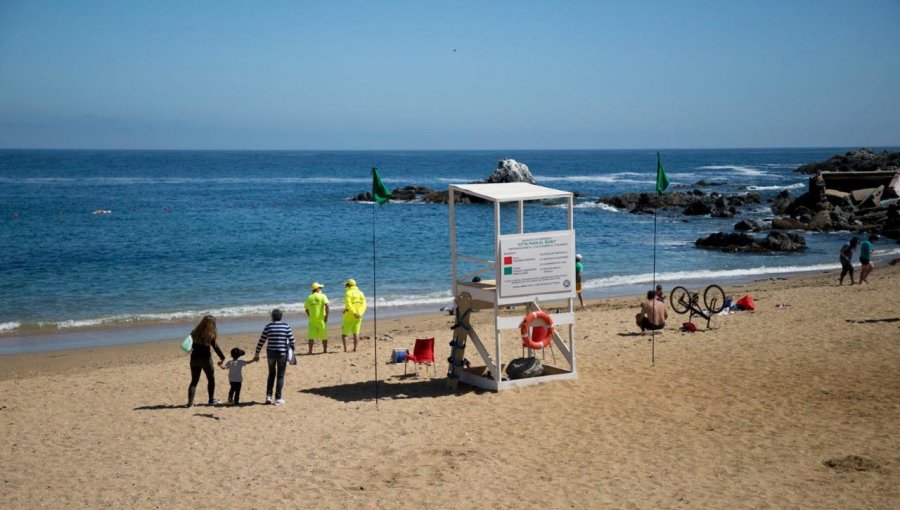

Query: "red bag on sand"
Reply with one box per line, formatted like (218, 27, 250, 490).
(736, 294, 755, 311)
(682, 322, 697, 332)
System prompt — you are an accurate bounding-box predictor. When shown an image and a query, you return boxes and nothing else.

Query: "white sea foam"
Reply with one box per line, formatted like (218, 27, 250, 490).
(583, 263, 841, 290)
(49, 291, 455, 330)
(746, 183, 805, 191)
(535, 174, 655, 185)
(576, 202, 620, 212)
(0, 322, 21, 333)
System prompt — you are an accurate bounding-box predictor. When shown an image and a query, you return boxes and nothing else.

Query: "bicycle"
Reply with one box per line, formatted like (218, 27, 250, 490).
(669, 284, 726, 329)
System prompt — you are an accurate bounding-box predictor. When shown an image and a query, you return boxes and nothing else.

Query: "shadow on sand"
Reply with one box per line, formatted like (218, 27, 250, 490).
(300, 375, 479, 403)
(134, 402, 262, 411)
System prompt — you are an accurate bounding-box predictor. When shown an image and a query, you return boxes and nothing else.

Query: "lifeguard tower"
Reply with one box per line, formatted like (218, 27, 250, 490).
(446, 182, 577, 391)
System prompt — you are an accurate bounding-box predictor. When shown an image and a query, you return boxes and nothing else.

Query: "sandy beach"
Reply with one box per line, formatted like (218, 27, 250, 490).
(1, 267, 898, 509)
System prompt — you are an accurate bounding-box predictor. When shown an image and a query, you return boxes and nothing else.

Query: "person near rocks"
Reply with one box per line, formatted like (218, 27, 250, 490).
(341, 278, 367, 352)
(575, 254, 584, 308)
(305, 282, 330, 353)
(859, 234, 878, 284)
(253, 308, 296, 406)
(186, 315, 226, 407)
(635, 290, 667, 332)
(839, 236, 859, 285)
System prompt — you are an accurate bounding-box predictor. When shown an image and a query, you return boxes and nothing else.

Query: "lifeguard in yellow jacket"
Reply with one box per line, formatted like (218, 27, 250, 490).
(341, 279, 367, 352)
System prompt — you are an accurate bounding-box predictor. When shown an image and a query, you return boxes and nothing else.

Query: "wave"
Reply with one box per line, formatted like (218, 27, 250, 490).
(583, 263, 842, 289)
(575, 202, 620, 212)
(25, 291, 454, 332)
(696, 165, 777, 178)
(746, 183, 805, 191)
(535, 174, 655, 184)
(0, 322, 21, 333)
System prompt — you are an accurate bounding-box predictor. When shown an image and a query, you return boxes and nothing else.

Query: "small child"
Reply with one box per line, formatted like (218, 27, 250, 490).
(222, 347, 256, 405)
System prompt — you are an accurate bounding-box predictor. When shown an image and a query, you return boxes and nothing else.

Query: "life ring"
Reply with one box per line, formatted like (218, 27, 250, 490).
(520, 311, 554, 350)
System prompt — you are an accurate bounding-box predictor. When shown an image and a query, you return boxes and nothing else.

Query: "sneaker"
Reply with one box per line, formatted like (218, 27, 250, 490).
(274, 399, 285, 406)
(265, 395, 273, 404)
(227, 398, 233, 404)
(208, 399, 220, 406)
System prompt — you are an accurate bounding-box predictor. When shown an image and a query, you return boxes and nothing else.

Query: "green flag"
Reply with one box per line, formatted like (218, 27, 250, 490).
(655, 152, 670, 194)
(371, 167, 390, 204)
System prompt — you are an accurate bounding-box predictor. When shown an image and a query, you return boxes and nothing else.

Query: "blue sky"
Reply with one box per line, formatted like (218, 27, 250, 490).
(1, 0, 898, 150)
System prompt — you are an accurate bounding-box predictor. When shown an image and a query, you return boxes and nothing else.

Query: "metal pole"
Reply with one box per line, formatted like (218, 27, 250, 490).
(373, 199, 379, 407)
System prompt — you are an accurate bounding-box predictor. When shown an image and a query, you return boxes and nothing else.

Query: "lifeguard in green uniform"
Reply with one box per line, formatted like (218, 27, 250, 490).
(341, 278, 367, 352)
(305, 282, 330, 354)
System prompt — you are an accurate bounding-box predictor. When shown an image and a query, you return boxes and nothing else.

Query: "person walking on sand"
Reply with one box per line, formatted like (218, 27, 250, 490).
(253, 308, 296, 406)
(839, 236, 859, 285)
(222, 347, 256, 405)
(341, 278, 367, 352)
(305, 282, 330, 354)
(859, 234, 878, 284)
(187, 315, 226, 407)
(635, 290, 667, 332)
(575, 254, 584, 309)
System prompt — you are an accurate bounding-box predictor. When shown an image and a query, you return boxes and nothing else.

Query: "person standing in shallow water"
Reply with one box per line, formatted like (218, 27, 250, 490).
(187, 315, 225, 407)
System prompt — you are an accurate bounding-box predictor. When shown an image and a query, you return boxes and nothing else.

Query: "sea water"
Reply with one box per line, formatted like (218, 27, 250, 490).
(2, 148, 897, 352)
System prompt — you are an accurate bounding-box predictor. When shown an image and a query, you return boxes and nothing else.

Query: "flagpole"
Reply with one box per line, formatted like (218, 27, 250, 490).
(372, 183, 380, 408)
(652, 205, 657, 367)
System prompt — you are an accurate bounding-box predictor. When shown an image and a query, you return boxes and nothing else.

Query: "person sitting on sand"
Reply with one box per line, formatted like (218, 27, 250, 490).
(655, 284, 665, 302)
(222, 347, 256, 405)
(839, 236, 859, 285)
(253, 308, 296, 406)
(341, 278, 367, 352)
(187, 315, 226, 407)
(859, 234, 878, 284)
(635, 290, 667, 332)
(305, 282, 330, 354)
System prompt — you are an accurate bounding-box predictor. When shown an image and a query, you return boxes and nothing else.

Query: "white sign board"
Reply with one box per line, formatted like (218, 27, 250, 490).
(498, 230, 576, 299)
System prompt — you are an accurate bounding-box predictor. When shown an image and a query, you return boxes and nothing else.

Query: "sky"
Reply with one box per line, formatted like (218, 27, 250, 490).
(0, 0, 898, 150)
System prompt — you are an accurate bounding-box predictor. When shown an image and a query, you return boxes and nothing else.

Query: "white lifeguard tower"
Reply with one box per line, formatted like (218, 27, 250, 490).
(447, 182, 577, 391)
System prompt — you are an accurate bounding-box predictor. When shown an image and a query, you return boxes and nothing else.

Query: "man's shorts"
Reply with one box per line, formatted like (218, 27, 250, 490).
(342, 315, 362, 335)
(860, 257, 870, 265)
(576, 281, 583, 292)
(308, 321, 327, 341)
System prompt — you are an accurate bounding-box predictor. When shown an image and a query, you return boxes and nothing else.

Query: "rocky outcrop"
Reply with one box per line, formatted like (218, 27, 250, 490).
(795, 148, 900, 174)
(598, 191, 761, 216)
(695, 230, 806, 253)
(351, 159, 539, 204)
(483, 159, 535, 184)
(734, 219, 765, 232)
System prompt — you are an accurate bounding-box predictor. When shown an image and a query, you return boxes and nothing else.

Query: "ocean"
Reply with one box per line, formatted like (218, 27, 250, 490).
(2, 148, 898, 353)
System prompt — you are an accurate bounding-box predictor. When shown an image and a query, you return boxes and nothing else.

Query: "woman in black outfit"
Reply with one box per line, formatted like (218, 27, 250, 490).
(187, 315, 226, 407)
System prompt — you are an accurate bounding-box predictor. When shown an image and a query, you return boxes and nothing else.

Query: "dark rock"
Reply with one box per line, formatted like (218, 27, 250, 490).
(796, 148, 900, 174)
(807, 210, 833, 231)
(683, 201, 712, 216)
(771, 190, 792, 215)
(734, 219, 765, 232)
(762, 230, 806, 251)
(772, 217, 806, 230)
(695, 232, 757, 252)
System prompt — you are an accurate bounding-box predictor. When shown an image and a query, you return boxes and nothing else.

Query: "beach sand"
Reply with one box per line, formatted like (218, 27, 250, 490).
(1, 267, 898, 509)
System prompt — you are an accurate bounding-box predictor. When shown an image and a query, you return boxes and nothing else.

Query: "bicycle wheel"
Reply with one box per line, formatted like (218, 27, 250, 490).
(703, 284, 726, 314)
(669, 286, 691, 314)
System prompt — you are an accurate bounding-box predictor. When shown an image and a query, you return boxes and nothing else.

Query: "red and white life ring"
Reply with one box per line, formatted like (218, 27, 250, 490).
(520, 311, 554, 350)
